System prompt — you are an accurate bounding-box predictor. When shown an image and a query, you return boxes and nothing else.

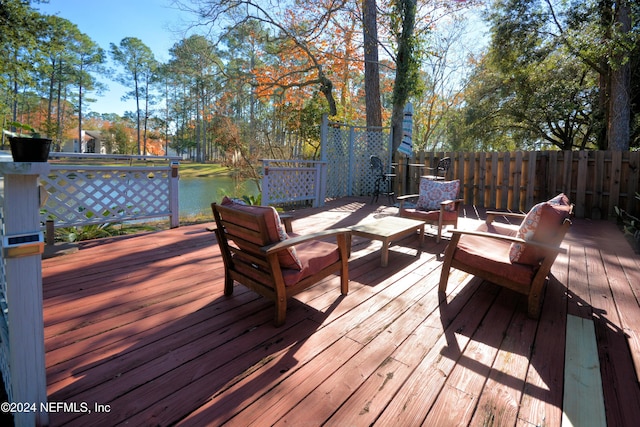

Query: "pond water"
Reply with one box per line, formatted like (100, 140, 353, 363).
(179, 176, 260, 217)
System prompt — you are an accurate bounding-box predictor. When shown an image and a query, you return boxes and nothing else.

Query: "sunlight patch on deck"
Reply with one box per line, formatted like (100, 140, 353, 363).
(562, 314, 606, 427)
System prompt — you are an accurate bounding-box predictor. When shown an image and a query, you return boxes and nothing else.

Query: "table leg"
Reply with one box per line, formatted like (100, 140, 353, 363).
(380, 238, 390, 267)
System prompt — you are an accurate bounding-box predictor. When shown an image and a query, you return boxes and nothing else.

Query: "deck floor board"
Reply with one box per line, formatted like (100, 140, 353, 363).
(39, 197, 640, 426)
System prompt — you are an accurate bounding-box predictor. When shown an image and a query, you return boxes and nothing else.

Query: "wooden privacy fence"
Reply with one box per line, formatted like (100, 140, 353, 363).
(396, 150, 640, 220)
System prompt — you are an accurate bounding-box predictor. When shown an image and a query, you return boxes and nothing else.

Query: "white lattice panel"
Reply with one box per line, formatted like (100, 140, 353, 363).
(41, 166, 172, 227)
(324, 123, 390, 198)
(262, 160, 324, 206)
(325, 127, 350, 198)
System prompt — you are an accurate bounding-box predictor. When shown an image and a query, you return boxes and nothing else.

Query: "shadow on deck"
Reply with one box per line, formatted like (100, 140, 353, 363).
(40, 197, 640, 426)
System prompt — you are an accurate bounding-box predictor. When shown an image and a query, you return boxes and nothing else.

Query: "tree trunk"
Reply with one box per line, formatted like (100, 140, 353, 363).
(607, 0, 631, 150)
(363, 0, 382, 128)
(78, 63, 84, 153)
(391, 0, 417, 154)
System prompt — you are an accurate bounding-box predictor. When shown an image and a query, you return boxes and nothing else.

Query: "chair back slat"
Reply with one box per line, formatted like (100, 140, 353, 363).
(211, 201, 349, 326)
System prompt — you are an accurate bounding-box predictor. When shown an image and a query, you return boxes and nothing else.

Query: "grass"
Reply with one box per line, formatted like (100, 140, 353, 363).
(49, 157, 233, 179)
(178, 162, 232, 179)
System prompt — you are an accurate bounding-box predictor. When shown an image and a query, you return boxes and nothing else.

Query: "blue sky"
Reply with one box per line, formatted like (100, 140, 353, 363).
(36, 0, 197, 116)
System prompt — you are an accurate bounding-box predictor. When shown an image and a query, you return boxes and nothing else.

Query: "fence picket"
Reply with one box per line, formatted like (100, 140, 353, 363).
(628, 151, 640, 211)
(525, 151, 536, 209)
(514, 151, 523, 210)
(608, 151, 623, 217)
(575, 151, 588, 218)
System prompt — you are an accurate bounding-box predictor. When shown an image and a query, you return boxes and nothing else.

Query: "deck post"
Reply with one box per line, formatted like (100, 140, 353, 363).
(261, 160, 271, 206)
(1, 162, 50, 427)
(169, 161, 180, 228)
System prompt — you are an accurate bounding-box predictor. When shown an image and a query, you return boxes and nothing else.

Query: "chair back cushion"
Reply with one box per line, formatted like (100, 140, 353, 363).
(509, 193, 572, 265)
(220, 197, 303, 270)
(417, 179, 460, 211)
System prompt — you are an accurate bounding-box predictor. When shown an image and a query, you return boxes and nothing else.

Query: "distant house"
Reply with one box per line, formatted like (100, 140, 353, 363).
(58, 130, 167, 156)
(60, 130, 107, 154)
(83, 130, 105, 153)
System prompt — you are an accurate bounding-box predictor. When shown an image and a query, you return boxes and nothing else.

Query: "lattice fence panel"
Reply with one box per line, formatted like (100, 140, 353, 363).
(325, 127, 350, 198)
(263, 161, 322, 206)
(40, 167, 172, 227)
(324, 123, 390, 198)
(353, 129, 389, 197)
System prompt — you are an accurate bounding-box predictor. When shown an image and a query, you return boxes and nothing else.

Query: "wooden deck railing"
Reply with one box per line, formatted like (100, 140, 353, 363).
(42, 153, 181, 229)
(261, 159, 327, 208)
(395, 150, 640, 220)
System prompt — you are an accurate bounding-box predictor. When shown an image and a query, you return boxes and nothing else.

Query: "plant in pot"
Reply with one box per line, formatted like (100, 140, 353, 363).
(6, 121, 53, 162)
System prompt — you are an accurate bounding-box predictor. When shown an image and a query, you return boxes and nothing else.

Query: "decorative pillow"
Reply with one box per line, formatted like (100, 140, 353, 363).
(509, 200, 571, 265)
(220, 197, 303, 270)
(416, 179, 460, 212)
(547, 193, 570, 206)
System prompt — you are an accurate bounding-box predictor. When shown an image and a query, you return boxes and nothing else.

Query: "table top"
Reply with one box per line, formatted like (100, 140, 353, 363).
(349, 216, 424, 239)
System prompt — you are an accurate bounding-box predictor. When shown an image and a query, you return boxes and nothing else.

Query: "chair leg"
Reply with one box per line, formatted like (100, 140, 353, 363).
(439, 264, 451, 292)
(338, 234, 349, 295)
(527, 293, 542, 319)
(224, 271, 234, 295)
(371, 178, 381, 203)
(274, 297, 287, 327)
(439, 234, 460, 292)
(436, 215, 444, 243)
(340, 267, 349, 295)
(527, 276, 547, 318)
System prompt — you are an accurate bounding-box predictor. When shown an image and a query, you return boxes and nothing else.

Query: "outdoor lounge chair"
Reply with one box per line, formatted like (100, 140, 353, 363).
(439, 194, 573, 318)
(397, 178, 463, 243)
(211, 198, 350, 326)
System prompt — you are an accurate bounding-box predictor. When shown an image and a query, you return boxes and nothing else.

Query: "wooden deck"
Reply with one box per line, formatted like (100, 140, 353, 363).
(41, 197, 640, 426)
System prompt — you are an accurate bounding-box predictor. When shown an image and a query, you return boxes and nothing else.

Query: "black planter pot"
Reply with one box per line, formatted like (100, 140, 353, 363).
(9, 137, 52, 162)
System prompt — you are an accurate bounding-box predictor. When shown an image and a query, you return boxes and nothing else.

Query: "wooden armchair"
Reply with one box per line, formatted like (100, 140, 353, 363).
(439, 194, 573, 318)
(398, 178, 463, 243)
(211, 199, 350, 326)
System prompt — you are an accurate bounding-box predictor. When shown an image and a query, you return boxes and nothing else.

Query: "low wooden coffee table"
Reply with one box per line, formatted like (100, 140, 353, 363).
(349, 216, 425, 267)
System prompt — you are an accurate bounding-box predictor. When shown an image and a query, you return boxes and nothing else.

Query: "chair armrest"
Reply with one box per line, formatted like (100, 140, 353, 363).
(279, 213, 294, 233)
(397, 194, 419, 201)
(485, 210, 526, 225)
(397, 194, 419, 210)
(440, 198, 463, 206)
(262, 228, 352, 254)
(449, 229, 567, 254)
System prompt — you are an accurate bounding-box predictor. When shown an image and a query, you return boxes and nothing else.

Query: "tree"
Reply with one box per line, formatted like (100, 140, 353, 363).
(389, 0, 420, 154)
(38, 15, 76, 143)
(478, 0, 639, 151)
(176, 0, 345, 117)
(0, 0, 45, 135)
(70, 32, 106, 150)
(603, 0, 632, 150)
(412, 16, 468, 152)
(457, 50, 599, 151)
(362, 0, 382, 127)
(110, 37, 156, 155)
(167, 35, 220, 161)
